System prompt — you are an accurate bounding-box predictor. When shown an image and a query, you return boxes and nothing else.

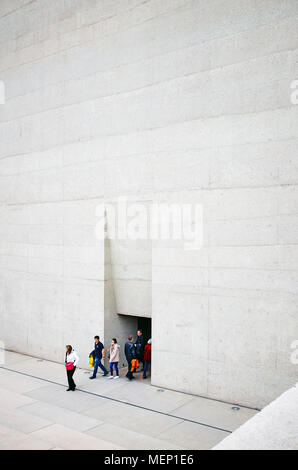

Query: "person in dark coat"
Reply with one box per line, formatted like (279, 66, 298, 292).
(135, 329, 145, 370)
(124, 335, 136, 380)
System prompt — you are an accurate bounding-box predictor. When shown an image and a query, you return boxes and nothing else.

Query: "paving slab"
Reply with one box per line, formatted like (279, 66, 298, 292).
(20, 401, 103, 432)
(30, 424, 123, 450)
(84, 400, 183, 438)
(62, 434, 124, 451)
(171, 396, 258, 432)
(4, 357, 66, 382)
(78, 373, 129, 395)
(0, 434, 53, 450)
(87, 422, 186, 450)
(156, 420, 230, 450)
(0, 424, 26, 443)
(2, 351, 35, 366)
(0, 388, 36, 409)
(25, 384, 106, 413)
(0, 407, 52, 434)
(106, 381, 194, 413)
(0, 369, 49, 394)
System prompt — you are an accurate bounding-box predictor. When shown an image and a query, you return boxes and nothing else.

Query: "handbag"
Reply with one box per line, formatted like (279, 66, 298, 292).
(65, 353, 75, 371)
(89, 355, 94, 368)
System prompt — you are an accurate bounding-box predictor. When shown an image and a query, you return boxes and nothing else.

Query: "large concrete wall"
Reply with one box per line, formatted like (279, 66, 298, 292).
(0, 0, 298, 407)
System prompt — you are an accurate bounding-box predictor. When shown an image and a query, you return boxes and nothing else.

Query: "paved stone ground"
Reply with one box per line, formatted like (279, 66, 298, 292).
(0, 351, 258, 450)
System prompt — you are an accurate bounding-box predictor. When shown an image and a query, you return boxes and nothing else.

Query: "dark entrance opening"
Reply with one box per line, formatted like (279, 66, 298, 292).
(116, 314, 152, 380)
(138, 317, 152, 343)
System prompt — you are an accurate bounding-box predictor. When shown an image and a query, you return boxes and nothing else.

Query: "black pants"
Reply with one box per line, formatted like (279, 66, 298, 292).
(139, 359, 144, 370)
(126, 360, 133, 380)
(67, 366, 76, 390)
(137, 354, 144, 370)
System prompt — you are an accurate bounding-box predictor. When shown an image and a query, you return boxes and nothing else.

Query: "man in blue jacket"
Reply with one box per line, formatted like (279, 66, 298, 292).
(89, 336, 109, 379)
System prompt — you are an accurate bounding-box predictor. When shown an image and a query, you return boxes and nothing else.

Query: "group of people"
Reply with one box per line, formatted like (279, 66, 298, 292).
(64, 330, 152, 391)
(124, 331, 152, 381)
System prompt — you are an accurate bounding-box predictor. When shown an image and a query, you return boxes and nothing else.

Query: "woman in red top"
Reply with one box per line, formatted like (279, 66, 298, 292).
(143, 339, 152, 379)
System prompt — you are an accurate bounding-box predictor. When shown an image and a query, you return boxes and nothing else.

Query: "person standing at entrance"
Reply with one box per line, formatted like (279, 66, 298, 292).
(125, 335, 136, 380)
(108, 338, 120, 379)
(65, 345, 79, 391)
(143, 339, 152, 379)
(89, 336, 109, 379)
(135, 329, 145, 370)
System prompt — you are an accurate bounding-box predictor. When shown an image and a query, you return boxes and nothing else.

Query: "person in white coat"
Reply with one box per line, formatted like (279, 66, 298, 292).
(108, 338, 120, 379)
(65, 345, 79, 391)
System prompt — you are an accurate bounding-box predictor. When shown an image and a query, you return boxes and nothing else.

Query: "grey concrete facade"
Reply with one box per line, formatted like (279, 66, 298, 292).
(0, 0, 298, 409)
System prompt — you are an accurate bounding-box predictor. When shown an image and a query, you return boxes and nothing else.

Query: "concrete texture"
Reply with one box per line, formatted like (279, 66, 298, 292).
(0, 351, 258, 450)
(214, 382, 298, 450)
(0, 0, 298, 410)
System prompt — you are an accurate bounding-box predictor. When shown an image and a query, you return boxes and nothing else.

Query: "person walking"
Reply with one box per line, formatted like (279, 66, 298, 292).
(143, 339, 152, 379)
(135, 329, 145, 370)
(89, 336, 109, 379)
(108, 338, 120, 379)
(65, 345, 79, 391)
(124, 335, 136, 380)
